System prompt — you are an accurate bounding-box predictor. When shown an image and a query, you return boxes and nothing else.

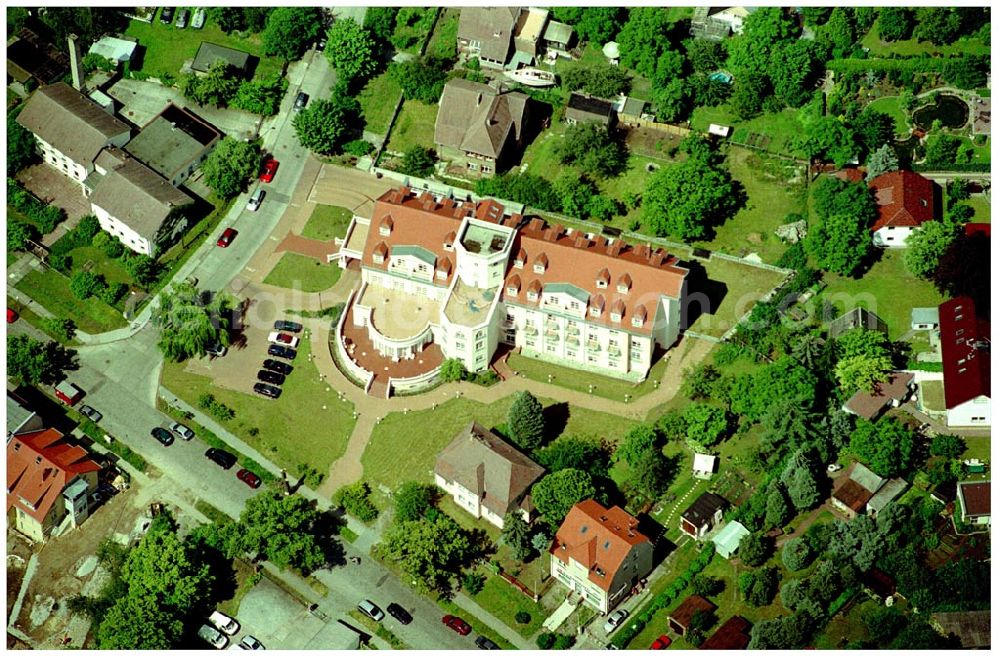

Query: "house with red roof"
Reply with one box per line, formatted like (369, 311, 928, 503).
(7, 428, 102, 542)
(956, 480, 990, 526)
(549, 500, 654, 613)
(938, 296, 990, 427)
(868, 170, 937, 248)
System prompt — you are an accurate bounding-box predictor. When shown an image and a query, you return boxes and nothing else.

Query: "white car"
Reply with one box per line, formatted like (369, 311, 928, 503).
(210, 611, 240, 635)
(246, 188, 265, 212)
(239, 636, 264, 650)
(268, 332, 300, 348)
(603, 609, 628, 634)
(169, 422, 195, 441)
(199, 624, 228, 649)
(191, 8, 206, 29)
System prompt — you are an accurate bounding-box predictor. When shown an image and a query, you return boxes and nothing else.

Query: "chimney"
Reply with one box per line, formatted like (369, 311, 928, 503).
(68, 34, 85, 91)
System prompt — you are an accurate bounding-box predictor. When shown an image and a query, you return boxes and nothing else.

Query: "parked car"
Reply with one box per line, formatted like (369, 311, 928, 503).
(159, 7, 174, 24)
(79, 405, 103, 423)
(198, 624, 228, 649)
(268, 332, 300, 348)
(238, 636, 264, 650)
(267, 344, 297, 360)
(442, 615, 471, 636)
(257, 369, 285, 385)
(273, 319, 303, 333)
(259, 158, 279, 183)
(387, 603, 412, 625)
(205, 448, 237, 469)
(253, 382, 282, 399)
(7, 307, 18, 323)
(357, 600, 385, 622)
(206, 341, 228, 357)
(236, 468, 262, 489)
(475, 635, 500, 650)
(217, 227, 238, 247)
(246, 188, 265, 212)
(151, 427, 174, 446)
(54, 380, 84, 406)
(174, 8, 188, 28)
(262, 359, 293, 375)
(210, 611, 240, 635)
(603, 609, 628, 634)
(294, 92, 309, 110)
(650, 635, 672, 650)
(169, 422, 195, 441)
(191, 8, 206, 28)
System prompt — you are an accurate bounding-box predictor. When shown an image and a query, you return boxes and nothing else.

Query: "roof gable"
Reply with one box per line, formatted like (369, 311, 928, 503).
(550, 500, 651, 591)
(434, 78, 528, 159)
(680, 492, 727, 526)
(938, 296, 991, 409)
(7, 428, 101, 523)
(869, 170, 936, 231)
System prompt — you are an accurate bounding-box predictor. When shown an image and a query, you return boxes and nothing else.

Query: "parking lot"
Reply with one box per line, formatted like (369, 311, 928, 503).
(184, 324, 280, 395)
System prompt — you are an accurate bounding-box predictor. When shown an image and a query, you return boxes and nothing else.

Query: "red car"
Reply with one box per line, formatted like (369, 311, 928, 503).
(236, 468, 262, 489)
(7, 307, 18, 323)
(442, 615, 471, 636)
(217, 228, 237, 247)
(650, 635, 672, 650)
(259, 157, 279, 183)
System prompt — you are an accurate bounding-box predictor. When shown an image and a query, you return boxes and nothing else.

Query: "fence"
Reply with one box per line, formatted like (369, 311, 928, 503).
(618, 115, 692, 137)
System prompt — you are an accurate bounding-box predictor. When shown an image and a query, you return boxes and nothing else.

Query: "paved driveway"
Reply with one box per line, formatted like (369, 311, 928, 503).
(236, 577, 361, 650)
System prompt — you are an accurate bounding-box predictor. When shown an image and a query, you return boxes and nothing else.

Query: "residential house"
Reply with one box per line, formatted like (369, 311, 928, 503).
(690, 7, 754, 39)
(930, 611, 990, 649)
(565, 92, 614, 126)
(191, 42, 251, 76)
(668, 595, 717, 636)
(938, 297, 991, 427)
(541, 20, 574, 56)
(15, 82, 131, 187)
(549, 500, 654, 614)
(615, 96, 648, 127)
(679, 492, 726, 540)
(861, 567, 897, 601)
(869, 170, 937, 247)
(828, 307, 888, 339)
(125, 103, 221, 187)
(88, 147, 194, 256)
(6, 28, 69, 90)
(435, 78, 530, 177)
(433, 421, 545, 529)
(843, 371, 916, 421)
(7, 392, 44, 440)
(87, 36, 139, 66)
(692, 453, 717, 480)
(831, 462, 907, 519)
(956, 480, 990, 526)
(332, 187, 689, 397)
(7, 428, 102, 542)
(456, 7, 555, 70)
(700, 616, 752, 650)
(911, 307, 940, 330)
(866, 477, 909, 516)
(712, 520, 750, 559)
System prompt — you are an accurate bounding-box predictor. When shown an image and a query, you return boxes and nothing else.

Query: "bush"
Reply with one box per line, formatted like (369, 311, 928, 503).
(7, 178, 67, 233)
(462, 572, 485, 595)
(69, 271, 104, 300)
(781, 537, 814, 572)
(514, 610, 531, 625)
(99, 282, 128, 306)
(536, 632, 555, 649)
(552, 634, 574, 650)
(334, 481, 379, 522)
(343, 139, 374, 157)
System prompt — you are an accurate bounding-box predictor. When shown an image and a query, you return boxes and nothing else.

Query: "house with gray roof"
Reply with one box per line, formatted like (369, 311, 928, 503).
(832, 462, 907, 519)
(88, 147, 194, 257)
(16, 82, 131, 186)
(191, 42, 251, 76)
(457, 7, 521, 69)
(434, 421, 545, 529)
(126, 104, 221, 187)
(565, 92, 615, 126)
(7, 392, 43, 441)
(434, 78, 530, 177)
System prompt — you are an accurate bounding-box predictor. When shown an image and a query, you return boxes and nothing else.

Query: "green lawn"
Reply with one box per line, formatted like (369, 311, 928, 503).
(966, 195, 991, 222)
(686, 257, 789, 338)
(358, 71, 403, 135)
(818, 248, 946, 340)
(961, 135, 991, 164)
(860, 26, 990, 57)
(67, 246, 135, 288)
(125, 9, 283, 81)
(15, 268, 127, 333)
(696, 147, 808, 264)
(866, 96, 910, 136)
(392, 7, 438, 55)
(301, 204, 354, 241)
(426, 7, 459, 60)
(506, 351, 670, 402)
(693, 106, 815, 158)
(386, 100, 438, 153)
(690, 105, 741, 132)
(361, 395, 632, 492)
(263, 253, 342, 292)
(160, 336, 355, 482)
(467, 573, 549, 638)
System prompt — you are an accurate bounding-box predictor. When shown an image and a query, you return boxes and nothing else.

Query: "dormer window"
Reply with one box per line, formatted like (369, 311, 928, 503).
(506, 274, 520, 296)
(596, 267, 610, 289)
(589, 294, 605, 318)
(514, 247, 526, 269)
(436, 269, 447, 280)
(610, 312, 621, 322)
(527, 290, 538, 302)
(378, 216, 393, 237)
(533, 253, 548, 274)
(632, 304, 647, 328)
(444, 231, 456, 252)
(617, 273, 632, 294)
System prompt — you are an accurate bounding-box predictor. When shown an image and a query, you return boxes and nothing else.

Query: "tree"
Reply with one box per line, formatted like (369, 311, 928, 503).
(334, 481, 379, 522)
(500, 513, 533, 561)
(683, 403, 730, 450)
(535, 434, 609, 479)
(363, 7, 398, 43)
(828, 514, 885, 572)
(587, 194, 621, 222)
(122, 253, 160, 288)
(729, 74, 768, 119)
(230, 490, 326, 572)
(474, 173, 561, 213)
(553, 7, 624, 44)
(835, 353, 894, 393)
(913, 8, 963, 45)
(781, 537, 814, 572)
(729, 357, 818, 422)
(924, 134, 962, 167)
(561, 63, 632, 98)
(398, 146, 436, 177)
(151, 282, 235, 362)
(439, 358, 467, 383)
(40, 7, 128, 49)
(623, 448, 673, 501)
(685, 39, 725, 73)
(738, 533, 772, 567)
(680, 364, 723, 401)
(796, 117, 857, 167)
(121, 521, 213, 611)
(209, 7, 247, 33)
(97, 595, 183, 649)
(391, 57, 449, 104)
(293, 92, 361, 155)
(7, 112, 37, 175)
(70, 270, 103, 300)
(764, 481, 792, 529)
(760, 400, 814, 460)
(642, 137, 742, 240)
(825, 8, 856, 56)
(943, 56, 989, 90)
(864, 606, 907, 646)
(262, 7, 322, 61)
(394, 482, 439, 523)
(556, 123, 629, 178)
(201, 138, 259, 199)
(232, 74, 288, 116)
(553, 171, 596, 218)
(616, 8, 674, 79)
(531, 469, 596, 528)
(807, 212, 872, 276)
(748, 612, 815, 649)
(849, 418, 914, 478)
(325, 19, 378, 85)
(41, 317, 77, 344)
(377, 515, 475, 593)
(507, 390, 546, 450)
(691, 575, 724, 598)
(7, 219, 35, 252)
(783, 450, 823, 511)
(930, 434, 966, 459)
(865, 143, 900, 181)
(853, 109, 896, 155)
(614, 424, 659, 466)
(651, 77, 690, 123)
(738, 566, 778, 606)
(7, 335, 77, 385)
(878, 7, 915, 41)
(180, 60, 240, 107)
(768, 40, 821, 108)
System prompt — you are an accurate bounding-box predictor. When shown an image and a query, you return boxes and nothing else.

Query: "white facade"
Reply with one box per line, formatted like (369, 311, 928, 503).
(947, 395, 992, 427)
(873, 225, 917, 248)
(91, 202, 154, 256)
(550, 553, 613, 613)
(35, 131, 129, 186)
(433, 473, 509, 529)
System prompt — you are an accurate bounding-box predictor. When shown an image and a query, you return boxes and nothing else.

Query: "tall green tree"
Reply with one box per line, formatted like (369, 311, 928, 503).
(97, 594, 183, 650)
(738, 566, 778, 607)
(181, 60, 240, 107)
(552, 7, 625, 44)
(201, 137, 259, 199)
(7, 334, 78, 385)
(796, 117, 857, 167)
(151, 282, 235, 362)
(616, 8, 674, 79)
(500, 512, 533, 562)
(377, 515, 475, 593)
(614, 424, 659, 466)
(806, 208, 873, 277)
(684, 403, 730, 450)
(825, 8, 857, 56)
(7, 219, 36, 252)
(391, 57, 449, 104)
(230, 489, 326, 572)
(534, 434, 609, 479)
(849, 418, 915, 478)
(325, 19, 378, 85)
(262, 7, 322, 61)
(121, 522, 213, 611)
(507, 390, 546, 450)
(363, 7, 399, 43)
(555, 123, 629, 177)
(393, 482, 439, 523)
(7, 111, 36, 175)
(398, 146, 437, 177)
(531, 468, 596, 528)
(877, 7, 915, 41)
(730, 357, 817, 422)
(623, 448, 673, 501)
(835, 353, 894, 393)
(783, 450, 822, 511)
(764, 481, 792, 529)
(865, 143, 900, 181)
(292, 92, 361, 155)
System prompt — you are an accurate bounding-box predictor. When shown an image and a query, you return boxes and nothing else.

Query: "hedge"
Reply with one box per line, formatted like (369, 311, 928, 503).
(913, 163, 991, 173)
(827, 57, 950, 75)
(610, 544, 716, 648)
(7, 178, 66, 234)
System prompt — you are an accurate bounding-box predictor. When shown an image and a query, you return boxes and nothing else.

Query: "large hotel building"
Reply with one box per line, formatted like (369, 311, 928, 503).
(332, 187, 689, 397)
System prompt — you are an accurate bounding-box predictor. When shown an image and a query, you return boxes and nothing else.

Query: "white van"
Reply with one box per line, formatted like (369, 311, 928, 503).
(210, 611, 240, 635)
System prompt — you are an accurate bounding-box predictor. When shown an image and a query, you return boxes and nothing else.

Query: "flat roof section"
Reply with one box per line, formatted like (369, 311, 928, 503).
(359, 282, 441, 341)
(445, 279, 495, 327)
(126, 104, 220, 181)
(461, 222, 510, 256)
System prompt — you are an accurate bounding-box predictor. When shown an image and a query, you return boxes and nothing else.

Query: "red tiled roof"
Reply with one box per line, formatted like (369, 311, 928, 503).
(550, 500, 651, 592)
(834, 167, 865, 183)
(669, 595, 717, 630)
(832, 479, 874, 513)
(700, 616, 751, 650)
(7, 428, 101, 523)
(938, 296, 991, 409)
(844, 371, 915, 420)
(868, 170, 936, 231)
(958, 481, 990, 517)
(964, 223, 990, 237)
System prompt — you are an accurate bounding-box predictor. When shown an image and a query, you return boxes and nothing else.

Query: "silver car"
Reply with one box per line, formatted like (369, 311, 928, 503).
(169, 422, 195, 441)
(603, 609, 628, 634)
(198, 624, 228, 649)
